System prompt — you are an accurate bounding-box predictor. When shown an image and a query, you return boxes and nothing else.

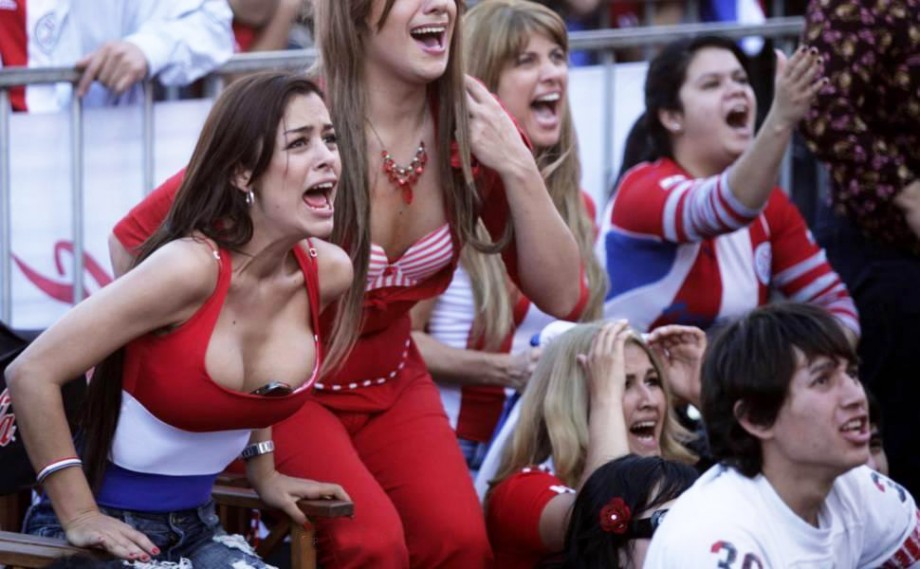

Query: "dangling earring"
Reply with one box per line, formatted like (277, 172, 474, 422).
(246, 190, 254, 206)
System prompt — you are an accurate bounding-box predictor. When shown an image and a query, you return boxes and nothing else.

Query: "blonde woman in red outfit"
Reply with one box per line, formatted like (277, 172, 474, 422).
(411, 0, 606, 473)
(109, 0, 587, 566)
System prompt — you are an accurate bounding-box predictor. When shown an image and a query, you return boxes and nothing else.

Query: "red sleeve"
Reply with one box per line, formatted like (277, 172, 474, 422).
(113, 169, 185, 252)
(472, 105, 590, 320)
(486, 469, 574, 559)
(765, 191, 860, 336)
(611, 159, 761, 243)
(582, 191, 598, 240)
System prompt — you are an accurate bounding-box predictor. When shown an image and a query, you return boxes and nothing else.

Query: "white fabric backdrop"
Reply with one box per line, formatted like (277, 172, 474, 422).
(7, 62, 648, 328)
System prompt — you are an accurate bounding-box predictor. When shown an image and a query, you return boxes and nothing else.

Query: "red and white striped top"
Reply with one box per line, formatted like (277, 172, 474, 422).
(366, 224, 455, 291)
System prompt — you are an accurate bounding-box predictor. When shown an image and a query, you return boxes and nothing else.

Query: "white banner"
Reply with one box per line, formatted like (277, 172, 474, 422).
(7, 62, 648, 329)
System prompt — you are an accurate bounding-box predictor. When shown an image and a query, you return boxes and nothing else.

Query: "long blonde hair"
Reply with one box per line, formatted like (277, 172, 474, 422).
(461, 0, 607, 348)
(312, 0, 507, 369)
(492, 323, 697, 490)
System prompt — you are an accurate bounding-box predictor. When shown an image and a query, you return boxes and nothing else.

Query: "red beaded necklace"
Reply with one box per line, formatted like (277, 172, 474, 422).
(368, 121, 429, 205)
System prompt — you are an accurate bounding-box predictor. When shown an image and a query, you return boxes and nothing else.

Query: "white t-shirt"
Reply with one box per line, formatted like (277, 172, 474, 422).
(644, 465, 920, 568)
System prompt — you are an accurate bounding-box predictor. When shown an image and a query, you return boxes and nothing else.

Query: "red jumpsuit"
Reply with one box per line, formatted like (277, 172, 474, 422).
(114, 167, 588, 568)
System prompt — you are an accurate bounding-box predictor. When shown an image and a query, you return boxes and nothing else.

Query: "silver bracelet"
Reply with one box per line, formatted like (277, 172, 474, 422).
(240, 441, 275, 460)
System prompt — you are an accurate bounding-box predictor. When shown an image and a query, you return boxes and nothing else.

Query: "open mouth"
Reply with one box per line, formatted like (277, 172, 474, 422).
(724, 104, 751, 131)
(303, 181, 334, 211)
(840, 416, 867, 434)
(410, 25, 447, 52)
(840, 415, 870, 444)
(629, 420, 658, 443)
(531, 92, 561, 126)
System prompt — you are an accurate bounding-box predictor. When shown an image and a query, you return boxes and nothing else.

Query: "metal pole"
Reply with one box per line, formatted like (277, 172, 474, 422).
(602, 49, 617, 196)
(0, 89, 11, 325)
(70, 94, 85, 305)
(778, 37, 796, 195)
(143, 80, 154, 195)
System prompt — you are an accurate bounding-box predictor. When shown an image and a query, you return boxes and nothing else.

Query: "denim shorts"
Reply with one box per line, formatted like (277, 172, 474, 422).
(23, 497, 277, 568)
(457, 437, 489, 476)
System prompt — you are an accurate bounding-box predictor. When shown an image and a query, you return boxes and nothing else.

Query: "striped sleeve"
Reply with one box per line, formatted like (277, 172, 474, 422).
(765, 192, 860, 336)
(611, 160, 762, 243)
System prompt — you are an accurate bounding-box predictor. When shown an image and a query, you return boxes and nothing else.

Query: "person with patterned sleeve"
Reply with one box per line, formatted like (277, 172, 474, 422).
(799, 0, 920, 501)
(600, 35, 859, 341)
(645, 303, 920, 568)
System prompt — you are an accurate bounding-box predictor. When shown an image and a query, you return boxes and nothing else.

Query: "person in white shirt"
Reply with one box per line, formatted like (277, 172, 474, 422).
(645, 303, 920, 568)
(0, 0, 233, 112)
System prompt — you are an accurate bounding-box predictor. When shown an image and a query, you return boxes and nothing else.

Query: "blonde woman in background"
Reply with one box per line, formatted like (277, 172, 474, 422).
(412, 0, 607, 473)
(484, 320, 702, 568)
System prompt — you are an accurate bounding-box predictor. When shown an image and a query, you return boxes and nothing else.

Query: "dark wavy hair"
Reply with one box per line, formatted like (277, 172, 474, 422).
(81, 72, 325, 490)
(645, 35, 750, 161)
(702, 303, 857, 477)
(560, 455, 698, 569)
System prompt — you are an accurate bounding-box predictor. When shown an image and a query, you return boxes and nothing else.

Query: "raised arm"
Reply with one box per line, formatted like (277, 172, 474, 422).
(613, 47, 825, 244)
(537, 321, 631, 551)
(5, 240, 217, 559)
(725, 46, 825, 210)
(464, 76, 583, 319)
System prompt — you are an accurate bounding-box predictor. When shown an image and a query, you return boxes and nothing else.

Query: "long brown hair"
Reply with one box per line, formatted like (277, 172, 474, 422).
(491, 323, 697, 491)
(313, 0, 511, 364)
(462, 0, 606, 344)
(82, 72, 325, 490)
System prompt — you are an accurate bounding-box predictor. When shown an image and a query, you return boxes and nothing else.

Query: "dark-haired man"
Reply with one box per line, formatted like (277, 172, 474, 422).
(645, 303, 919, 568)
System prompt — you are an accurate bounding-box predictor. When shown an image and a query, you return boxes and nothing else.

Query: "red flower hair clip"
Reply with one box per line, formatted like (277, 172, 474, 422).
(599, 497, 631, 534)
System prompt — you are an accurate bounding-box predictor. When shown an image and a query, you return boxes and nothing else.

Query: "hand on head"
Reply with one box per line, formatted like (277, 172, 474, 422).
(463, 75, 533, 174)
(577, 320, 631, 402)
(646, 325, 706, 409)
(770, 45, 827, 129)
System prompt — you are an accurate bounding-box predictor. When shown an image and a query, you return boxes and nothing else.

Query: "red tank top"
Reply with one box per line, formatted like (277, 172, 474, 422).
(121, 243, 322, 432)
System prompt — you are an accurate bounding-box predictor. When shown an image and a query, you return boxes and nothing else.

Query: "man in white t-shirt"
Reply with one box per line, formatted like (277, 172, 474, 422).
(645, 303, 920, 568)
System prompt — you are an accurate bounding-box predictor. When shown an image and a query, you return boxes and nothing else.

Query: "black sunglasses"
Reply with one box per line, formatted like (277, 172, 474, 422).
(628, 508, 669, 539)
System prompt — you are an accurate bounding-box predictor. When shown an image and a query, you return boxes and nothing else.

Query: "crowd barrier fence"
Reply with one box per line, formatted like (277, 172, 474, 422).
(0, 17, 805, 327)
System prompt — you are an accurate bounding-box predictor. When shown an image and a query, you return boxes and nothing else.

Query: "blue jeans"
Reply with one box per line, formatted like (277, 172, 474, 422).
(23, 497, 276, 568)
(457, 437, 489, 476)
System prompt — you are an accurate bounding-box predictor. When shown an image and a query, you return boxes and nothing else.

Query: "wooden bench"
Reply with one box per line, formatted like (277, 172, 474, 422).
(0, 486, 353, 569)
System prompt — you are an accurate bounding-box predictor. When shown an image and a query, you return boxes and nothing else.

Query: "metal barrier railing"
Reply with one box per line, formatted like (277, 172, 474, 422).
(0, 18, 804, 326)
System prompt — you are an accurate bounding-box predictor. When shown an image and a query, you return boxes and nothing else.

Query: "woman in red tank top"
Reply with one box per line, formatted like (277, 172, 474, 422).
(109, 1, 589, 566)
(7, 72, 351, 565)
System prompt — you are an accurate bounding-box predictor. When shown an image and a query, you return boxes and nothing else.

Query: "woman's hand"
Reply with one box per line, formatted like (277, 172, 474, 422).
(646, 324, 707, 408)
(577, 320, 631, 404)
(251, 471, 350, 525)
(464, 75, 534, 177)
(503, 346, 541, 391)
(770, 45, 826, 129)
(63, 510, 159, 561)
